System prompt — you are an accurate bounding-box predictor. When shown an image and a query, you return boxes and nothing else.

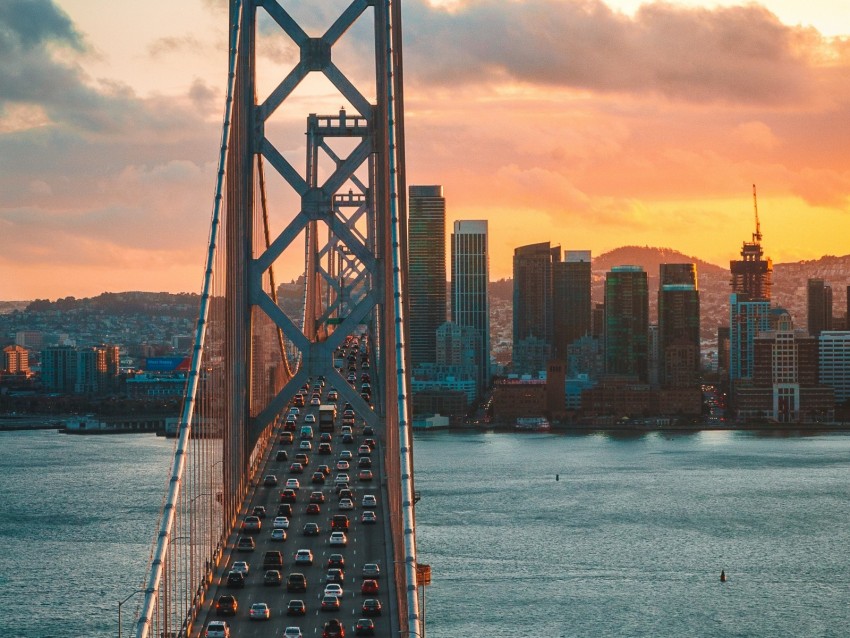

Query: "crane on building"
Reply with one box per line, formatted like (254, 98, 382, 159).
(752, 183, 762, 244)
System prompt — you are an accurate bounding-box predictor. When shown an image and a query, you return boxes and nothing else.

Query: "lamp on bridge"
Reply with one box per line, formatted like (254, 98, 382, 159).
(117, 588, 146, 638)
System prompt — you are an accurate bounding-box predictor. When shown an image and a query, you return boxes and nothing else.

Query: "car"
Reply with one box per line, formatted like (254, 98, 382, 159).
(362, 598, 382, 616)
(338, 498, 354, 510)
(295, 549, 313, 565)
(327, 553, 345, 569)
(284, 418, 297, 430)
(318, 464, 331, 476)
(278, 503, 293, 517)
(318, 442, 333, 455)
(354, 617, 375, 636)
(327, 390, 338, 401)
(335, 473, 350, 485)
(310, 491, 325, 503)
(326, 568, 345, 584)
(310, 397, 321, 406)
(286, 572, 307, 592)
(361, 511, 377, 524)
(286, 478, 301, 489)
(311, 471, 326, 484)
(242, 515, 261, 533)
(363, 426, 374, 436)
(337, 488, 354, 501)
(271, 528, 287, 542)
(236, 536, 255, 551)
(264, 569, 282, 586)
(336, 460, 350, 471)
(335, 482, 351, 494)
(329, 531, 347, 546)
(361, 579, 379, 595)
(340, 450, 353, 461)
(215, 595, 238, 616)
(321, 594, 341, 611)
(280, 488, 297, 502)
(360, 393, 371, 403)
(362, 494, 377, 508)
(324, 583, 344, 597)
(263, 474, 278, 486)
(286, 599, 306, 616)
(205, 620, 230, 638)
(347, 373, 357, 382)
(289, 462, 304, 474)
(358, 445, 372, 456)
(342, 432, 354, 444)
(341, 425, 353, 435)
(288, 407, 300, 416)
(364, 438, 376, 449)
(358, 469, 373, 481)
(331, 514, 349, 531)
(272, 516, 290, 529)
(249, 602, 271, 620)
(276, 450, 289, 461)
(304, 414, 316, 424)
(303, 522, 320, 536)
(358, 457, 372, 468)
(232, 560, 249, 575)
(299, 440, 313, 451)
(280, 432, 294, 443)
(322, 618, 345, 638)
(320, 432, 333, 442)
(226, 570, 245, 588)
(284, 627, 303, 638)
(362, 563, 380, 579)
(295, 453, 310, 466)
(253, 505, 267, 518)
(306, 503, 321, 515)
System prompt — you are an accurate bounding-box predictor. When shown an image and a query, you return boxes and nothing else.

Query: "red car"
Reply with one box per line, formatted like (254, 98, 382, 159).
(322, 618, 345, 638)
(306, 503, 321, 515)
(280, 488, 297, 503)
(361, 579, 378, 595)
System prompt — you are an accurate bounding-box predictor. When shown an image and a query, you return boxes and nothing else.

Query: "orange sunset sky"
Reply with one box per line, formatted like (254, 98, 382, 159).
(1, 0, 849, 299)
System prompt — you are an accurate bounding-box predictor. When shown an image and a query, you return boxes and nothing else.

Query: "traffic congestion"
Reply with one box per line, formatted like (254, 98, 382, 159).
(198, 334, 391, 638)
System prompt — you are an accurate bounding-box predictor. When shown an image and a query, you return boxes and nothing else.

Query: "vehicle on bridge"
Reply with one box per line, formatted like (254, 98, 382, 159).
(319, 404, 337, 432)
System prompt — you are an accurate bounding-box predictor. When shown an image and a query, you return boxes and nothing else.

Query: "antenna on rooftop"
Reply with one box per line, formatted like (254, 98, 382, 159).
(752, 184, 762, 243)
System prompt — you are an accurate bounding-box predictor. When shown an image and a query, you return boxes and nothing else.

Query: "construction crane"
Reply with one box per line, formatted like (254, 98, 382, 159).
(752, 183, 762, 243)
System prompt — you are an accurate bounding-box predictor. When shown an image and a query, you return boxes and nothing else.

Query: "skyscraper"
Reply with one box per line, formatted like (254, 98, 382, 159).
(807, 278, 833, 336)
(729, 293, 771, 383)
(730, 187, 772, 301)
(512, 242, 559, 373)
(408, 185, 446, 368)
(658, 263, 700, 387)
(451, 220, 490, 393)
(552, 250, 592, 360)
(604, 266, 649, 381)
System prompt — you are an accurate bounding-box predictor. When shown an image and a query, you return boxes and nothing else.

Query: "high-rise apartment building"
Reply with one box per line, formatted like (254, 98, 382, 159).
(41, 346, 77, 393)
(451, 220, 490, 393)
(807, 278, 833, 336)
(552, 250, 591, 360)
(513, 242, 559, 358)
(604, 266, 649, 381)
(658, 264, 700, 387)
(729, 293, 771, 383)
(408, 185, 447, 368)
(2, 345, 30, 375)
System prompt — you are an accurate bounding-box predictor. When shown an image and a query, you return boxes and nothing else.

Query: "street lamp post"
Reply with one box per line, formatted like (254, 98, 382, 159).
(118, 588, 146, 638)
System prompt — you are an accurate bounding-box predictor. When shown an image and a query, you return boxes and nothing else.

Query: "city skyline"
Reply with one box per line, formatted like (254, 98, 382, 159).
(2, 0, 850, 299)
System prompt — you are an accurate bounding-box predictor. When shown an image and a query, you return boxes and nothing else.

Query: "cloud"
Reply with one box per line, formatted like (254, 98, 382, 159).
(402, 0, 829, 105)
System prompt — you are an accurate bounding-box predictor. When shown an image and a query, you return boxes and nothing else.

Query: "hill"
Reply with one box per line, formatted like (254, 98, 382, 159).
(593, 246, 726, 276)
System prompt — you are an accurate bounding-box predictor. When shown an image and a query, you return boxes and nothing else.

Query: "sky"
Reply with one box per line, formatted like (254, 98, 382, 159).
(1, 0, 849, 299)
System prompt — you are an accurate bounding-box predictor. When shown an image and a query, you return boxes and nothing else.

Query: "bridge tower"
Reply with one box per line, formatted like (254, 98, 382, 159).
(133, 1, 419, 636)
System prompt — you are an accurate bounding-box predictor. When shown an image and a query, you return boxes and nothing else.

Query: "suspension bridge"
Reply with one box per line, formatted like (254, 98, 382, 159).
(127, 1, 422, 636)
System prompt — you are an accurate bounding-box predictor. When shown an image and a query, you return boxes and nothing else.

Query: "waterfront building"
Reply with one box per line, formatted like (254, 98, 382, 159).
(41, 346, 76, 393)
(604, 266, 649, 382)
(819, 331, 850, 404)
(552, 250, 591, 360)
(492, 377, 547, 421)
(807, 279, 833, 336)
(408, 185, 447, 368)
(450, 220, 490, 393)
(658, 264, 700, 388)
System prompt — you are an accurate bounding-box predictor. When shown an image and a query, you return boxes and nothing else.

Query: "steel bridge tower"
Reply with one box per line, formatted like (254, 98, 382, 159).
(132, 1, 419, 636)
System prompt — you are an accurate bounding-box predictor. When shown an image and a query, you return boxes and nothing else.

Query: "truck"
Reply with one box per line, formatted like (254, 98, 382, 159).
(318, 404, 337, 432)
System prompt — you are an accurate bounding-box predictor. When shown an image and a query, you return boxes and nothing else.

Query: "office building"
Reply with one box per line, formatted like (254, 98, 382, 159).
(819, 331, 850, 404)
(41, 346, 77, 393)
(451, 220, 490, 393)
(604, 266, 649, 382)
(552, 250, 591, 360)
(408, 185, 447, 368)
(513, 242, 559, 373)
(658, 264, 700, 388)
(729, 294, 771, 384)
(807, 279, 833, 336)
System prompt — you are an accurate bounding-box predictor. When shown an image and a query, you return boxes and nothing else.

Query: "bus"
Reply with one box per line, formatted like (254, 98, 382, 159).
(318, 404, 337, 431)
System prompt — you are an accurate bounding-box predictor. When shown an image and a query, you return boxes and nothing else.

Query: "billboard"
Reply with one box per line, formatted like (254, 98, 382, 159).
(145, 356, 189, 372)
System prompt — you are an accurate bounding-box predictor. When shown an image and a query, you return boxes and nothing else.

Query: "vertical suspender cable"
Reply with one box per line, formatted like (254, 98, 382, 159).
(134, 2, 243, 636)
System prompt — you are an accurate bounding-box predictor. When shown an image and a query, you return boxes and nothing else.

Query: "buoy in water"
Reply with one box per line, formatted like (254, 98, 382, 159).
(556, 474, 559, 481)
(720, 570, 726, 582)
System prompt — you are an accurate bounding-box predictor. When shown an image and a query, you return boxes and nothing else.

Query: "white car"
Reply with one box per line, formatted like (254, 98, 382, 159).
(339, 450, 353, 460)
(329, 531, 347, 546)
(324, 583, 344, 597)
(338, 498, 354, 511)
(310, 397, 321, 406)
(285, 478, 300, 489)
(362, 494, 377, 508)
(283, 627, 302, 638)
(273, 516, 290, 529)
(295, 549, 313, 565)
(304, 414, 316, 423)
(299, 440, 312, 451)
(249, 602, 270, 620)
(271, 528, 286, 542)
(232, 560, 249, 575)
(334, 473, 350, 485)
(335, 460, 350, 471)
(205, 621, 230, 638)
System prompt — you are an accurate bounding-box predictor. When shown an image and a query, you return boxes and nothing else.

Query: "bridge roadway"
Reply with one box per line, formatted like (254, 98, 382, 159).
(194, 390, 396, 637)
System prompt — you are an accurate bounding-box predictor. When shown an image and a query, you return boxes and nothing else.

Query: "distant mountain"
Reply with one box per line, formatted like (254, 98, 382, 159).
(593, 246, 727, 276)
(24, 291, 200, 318)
